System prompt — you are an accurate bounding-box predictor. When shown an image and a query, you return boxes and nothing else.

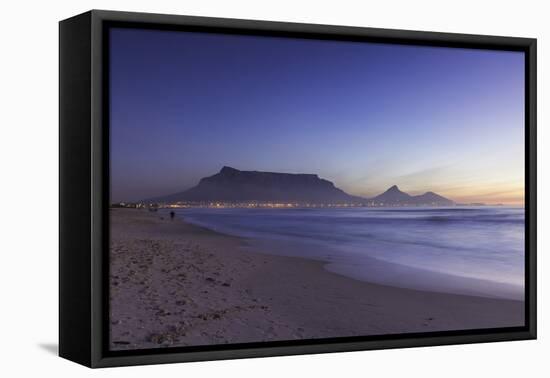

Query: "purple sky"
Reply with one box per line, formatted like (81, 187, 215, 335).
(110, 27, 525, 204)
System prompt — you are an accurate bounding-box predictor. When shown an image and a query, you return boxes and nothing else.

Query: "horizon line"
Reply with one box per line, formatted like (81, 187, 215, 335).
(112, 165, 524, 206)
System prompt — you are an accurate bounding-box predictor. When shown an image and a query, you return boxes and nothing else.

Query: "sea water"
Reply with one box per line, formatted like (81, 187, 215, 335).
(173, 207, 525, 300)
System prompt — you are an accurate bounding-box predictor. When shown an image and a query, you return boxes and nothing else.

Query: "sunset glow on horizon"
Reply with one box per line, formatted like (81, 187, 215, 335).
(109, 28, 525, 205)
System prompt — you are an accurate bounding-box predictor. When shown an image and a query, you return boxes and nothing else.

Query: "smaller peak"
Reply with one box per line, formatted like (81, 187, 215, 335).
(220, 166, 240, 174)
(388, 185, 400, 191)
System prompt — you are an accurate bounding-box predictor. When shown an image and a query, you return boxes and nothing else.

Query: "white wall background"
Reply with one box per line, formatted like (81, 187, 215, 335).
(0, 0, 546, 376)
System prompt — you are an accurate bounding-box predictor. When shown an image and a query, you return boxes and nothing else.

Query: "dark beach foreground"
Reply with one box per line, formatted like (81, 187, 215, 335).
(109, 208, 524, 350)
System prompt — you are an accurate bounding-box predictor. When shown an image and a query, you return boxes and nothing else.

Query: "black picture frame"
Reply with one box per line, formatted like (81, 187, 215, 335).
(59, 9, 537, 368)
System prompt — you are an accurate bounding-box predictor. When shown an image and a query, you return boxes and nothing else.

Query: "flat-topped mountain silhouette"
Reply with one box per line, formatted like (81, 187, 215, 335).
(148, 166, 362, 204)
(146, 166, 454, 206)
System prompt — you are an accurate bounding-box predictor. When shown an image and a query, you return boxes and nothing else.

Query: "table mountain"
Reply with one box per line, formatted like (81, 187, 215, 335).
(145, 167, 454, 206)
(148, 166, 362, 204)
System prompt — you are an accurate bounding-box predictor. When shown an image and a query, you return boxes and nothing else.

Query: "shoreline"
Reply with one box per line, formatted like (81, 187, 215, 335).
(109, 208, 524, 351)
(242, 237, 524, 301)
(173, 206, 524, 300)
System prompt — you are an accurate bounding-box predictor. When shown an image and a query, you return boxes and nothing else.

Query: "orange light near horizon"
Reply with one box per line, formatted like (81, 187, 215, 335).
(442, 185, 525, 206)
(354, 182, 524, 206)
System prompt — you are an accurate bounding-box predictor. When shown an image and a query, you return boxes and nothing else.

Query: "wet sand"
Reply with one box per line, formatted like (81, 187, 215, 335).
(109, 208, 524, 350)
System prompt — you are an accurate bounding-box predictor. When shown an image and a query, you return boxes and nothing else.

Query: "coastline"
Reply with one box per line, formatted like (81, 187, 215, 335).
(110, 208, 524, 351)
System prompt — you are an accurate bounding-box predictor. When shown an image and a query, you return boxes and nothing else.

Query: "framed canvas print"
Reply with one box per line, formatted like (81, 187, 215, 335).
(59, 10, 537, 368)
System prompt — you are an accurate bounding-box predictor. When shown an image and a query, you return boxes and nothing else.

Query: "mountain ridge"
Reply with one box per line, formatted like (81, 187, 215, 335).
(147, 166, 363, 204)
(144, 166, 454, 206)
(369, 185, 454, 206)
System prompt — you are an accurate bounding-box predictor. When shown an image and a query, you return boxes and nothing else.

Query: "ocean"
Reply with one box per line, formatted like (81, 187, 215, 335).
(173, 206, 525, 300)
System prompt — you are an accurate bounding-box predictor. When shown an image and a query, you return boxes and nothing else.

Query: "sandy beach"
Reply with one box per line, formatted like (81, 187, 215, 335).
(109, 208, 524, 350)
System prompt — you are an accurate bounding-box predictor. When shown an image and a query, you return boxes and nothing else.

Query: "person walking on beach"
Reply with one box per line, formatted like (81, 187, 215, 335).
(170, 211, 175, 220)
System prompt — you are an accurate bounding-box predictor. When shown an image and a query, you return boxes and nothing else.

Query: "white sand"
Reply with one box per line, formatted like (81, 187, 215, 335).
(109, 208, 524, 350)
